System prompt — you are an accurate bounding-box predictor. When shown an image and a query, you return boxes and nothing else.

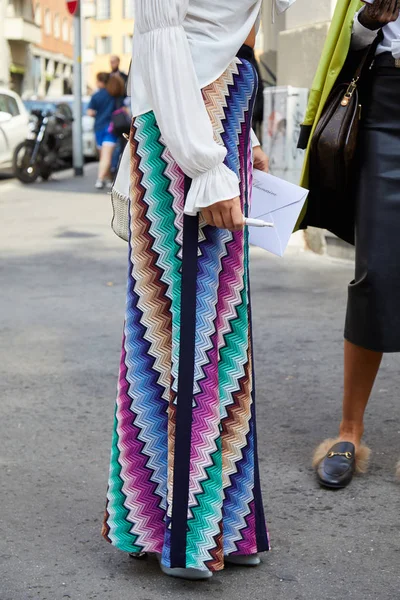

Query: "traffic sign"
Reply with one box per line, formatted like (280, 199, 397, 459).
(66, 0, 78, 15)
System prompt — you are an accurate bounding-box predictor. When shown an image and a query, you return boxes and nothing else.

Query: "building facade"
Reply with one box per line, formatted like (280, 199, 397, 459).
(259, 0, 336, 89)
(0, 0, 74, 97)
(31, 0, 74, 97)
(84, 0, 134, 93)
(0, 0, 40, 94)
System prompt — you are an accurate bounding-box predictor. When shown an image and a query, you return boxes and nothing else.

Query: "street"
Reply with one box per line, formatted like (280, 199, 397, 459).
(1, 164, 400, 600)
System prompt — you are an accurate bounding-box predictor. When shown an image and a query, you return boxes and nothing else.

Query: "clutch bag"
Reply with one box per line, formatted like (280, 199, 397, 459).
(110, 139, 130, 242)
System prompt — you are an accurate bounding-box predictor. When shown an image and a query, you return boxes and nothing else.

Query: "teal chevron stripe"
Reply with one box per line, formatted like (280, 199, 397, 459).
(186, 436, 223, 569)
(125, 114, 181, 511)
(219, 285, 249, 405)
(138, 113, 182, 384)
(106, 405, 141, 551)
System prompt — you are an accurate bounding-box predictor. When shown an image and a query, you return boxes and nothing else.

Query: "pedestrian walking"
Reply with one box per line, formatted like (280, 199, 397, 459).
(299, 0, 400, 489)
(87, 72, 125, 190)
(110, 55, 128, 85)
(102, 0, 295, 582)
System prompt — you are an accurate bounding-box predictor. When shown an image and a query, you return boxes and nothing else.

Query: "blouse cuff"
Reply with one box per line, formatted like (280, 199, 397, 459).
(251, 129, 260, 147)
(184, 163, 240, 216)
(352, 10, 379, 51)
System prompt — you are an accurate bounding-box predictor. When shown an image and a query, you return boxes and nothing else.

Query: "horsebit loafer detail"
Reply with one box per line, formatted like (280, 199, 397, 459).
(316, 441, 356, 489)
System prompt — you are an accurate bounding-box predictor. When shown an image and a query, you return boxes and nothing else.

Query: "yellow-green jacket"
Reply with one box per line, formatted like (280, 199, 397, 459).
(299, 0, 363, 193)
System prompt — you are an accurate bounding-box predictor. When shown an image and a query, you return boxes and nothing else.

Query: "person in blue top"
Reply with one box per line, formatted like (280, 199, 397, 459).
(87, 72, 125, 190)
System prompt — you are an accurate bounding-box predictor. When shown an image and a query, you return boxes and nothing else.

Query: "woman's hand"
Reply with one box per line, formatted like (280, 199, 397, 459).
(253, 145, 269, 173)
(359, 0, 400, 30)
(201, 197, 244, 232)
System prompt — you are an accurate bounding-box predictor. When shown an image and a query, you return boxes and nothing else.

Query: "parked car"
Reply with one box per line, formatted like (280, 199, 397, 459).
(0, 88, 30, 175)
(24, 96, 98, 160)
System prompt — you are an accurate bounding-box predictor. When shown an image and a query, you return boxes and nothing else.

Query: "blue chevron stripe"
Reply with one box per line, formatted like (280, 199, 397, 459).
(123, 114, 174, 510)
(221, 63, 260, 552)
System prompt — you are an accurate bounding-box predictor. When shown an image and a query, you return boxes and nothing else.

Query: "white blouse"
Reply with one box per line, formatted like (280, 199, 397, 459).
(352, 9, 400, 59)
(131, 0, 295, 216)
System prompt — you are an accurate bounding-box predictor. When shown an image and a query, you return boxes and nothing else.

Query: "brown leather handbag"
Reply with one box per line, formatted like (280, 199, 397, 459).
(309, 42, 378, 201)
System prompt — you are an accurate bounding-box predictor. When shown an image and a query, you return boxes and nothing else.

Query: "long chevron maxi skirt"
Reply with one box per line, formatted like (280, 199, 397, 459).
(102, 55, 269, 572)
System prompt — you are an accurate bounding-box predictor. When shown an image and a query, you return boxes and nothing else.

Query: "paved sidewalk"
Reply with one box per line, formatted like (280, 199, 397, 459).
(1, 165, 400, 600)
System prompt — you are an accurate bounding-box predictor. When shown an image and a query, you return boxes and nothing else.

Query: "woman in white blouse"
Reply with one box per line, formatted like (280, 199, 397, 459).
(102, 0, 295, 581)
(313, 0, 400, 490)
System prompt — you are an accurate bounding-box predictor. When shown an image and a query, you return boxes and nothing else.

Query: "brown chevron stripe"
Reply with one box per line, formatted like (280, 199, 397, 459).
(129, 122, 173, 400)
(221, 347, 252, 491)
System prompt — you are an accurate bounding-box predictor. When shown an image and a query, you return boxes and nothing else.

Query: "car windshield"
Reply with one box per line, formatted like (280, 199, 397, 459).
(24, 101, 58, 114)
(63, 100, 90, 113)
(24, 99, 91, 117)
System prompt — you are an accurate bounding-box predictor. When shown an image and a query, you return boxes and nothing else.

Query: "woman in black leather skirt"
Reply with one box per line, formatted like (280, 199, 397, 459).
(314, 0, 400, 489)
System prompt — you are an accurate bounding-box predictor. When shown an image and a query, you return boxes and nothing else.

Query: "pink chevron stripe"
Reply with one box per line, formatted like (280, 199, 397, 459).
(162, 146, 185, 259)
(221, 123, 255, 531)
(233, 500, 257, 555)
(220, 123, 252, 496)
(188, 328, 221, 507)
(247, 131, 254, 212)
(187, 108, 247, 510)
(115, 338, 165, 551)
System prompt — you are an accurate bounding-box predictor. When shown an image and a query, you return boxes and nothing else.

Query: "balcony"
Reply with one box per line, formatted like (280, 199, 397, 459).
(5, 17, 41, 45)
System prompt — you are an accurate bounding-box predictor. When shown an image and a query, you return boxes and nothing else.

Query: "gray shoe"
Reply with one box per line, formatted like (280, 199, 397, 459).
(156, 554, 212, 580)
(225, 554, 261, 567)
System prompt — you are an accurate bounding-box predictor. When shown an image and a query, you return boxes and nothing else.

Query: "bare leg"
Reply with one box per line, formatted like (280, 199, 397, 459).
(98, 144, 115, 181)
(339, 340, 383, 448)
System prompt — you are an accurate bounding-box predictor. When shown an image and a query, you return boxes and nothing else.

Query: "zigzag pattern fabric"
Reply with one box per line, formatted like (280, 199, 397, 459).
(102, 57, 269, 572)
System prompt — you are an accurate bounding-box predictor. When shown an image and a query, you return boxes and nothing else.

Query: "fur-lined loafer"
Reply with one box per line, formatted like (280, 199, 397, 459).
(313, 438, 371, 490)
(314, 441, 359, 489)
(315, 441, 355, 488)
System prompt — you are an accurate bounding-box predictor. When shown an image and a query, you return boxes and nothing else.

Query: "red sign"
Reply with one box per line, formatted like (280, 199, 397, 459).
(66, 0, 78, 15)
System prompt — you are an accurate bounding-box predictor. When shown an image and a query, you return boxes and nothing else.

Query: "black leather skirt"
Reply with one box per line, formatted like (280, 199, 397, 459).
(345, 64, 400, 352)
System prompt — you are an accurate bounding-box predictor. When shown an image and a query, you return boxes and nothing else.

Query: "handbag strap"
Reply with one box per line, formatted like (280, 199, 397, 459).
(355, 33, 381, 79)
(341, 33, 382, 106)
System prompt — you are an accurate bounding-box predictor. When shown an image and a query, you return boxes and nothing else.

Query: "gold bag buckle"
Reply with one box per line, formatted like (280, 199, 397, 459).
(341, 77, 359, 106)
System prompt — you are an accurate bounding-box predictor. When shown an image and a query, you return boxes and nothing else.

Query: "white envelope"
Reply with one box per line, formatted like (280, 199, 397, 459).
(249, 169, 309, 257)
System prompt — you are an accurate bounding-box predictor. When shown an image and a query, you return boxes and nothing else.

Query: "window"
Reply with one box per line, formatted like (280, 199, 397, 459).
(62, 18, 69, 41)
(96, 0, 110, 20)
(54, 13, 60, 38)
(123, 34, 133, 54)
(44, 9, 51, 35)
(34, 3, 41, 25)
(0, 94, 19, 117)
(123, 0, 134, 19)
(95, 36, 112, 55)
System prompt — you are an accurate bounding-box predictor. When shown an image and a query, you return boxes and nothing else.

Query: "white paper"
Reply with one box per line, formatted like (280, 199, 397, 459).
(249, 169, 309, 257)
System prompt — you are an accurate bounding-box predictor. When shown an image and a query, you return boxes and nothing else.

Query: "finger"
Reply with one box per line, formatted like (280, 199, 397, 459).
(389, 0, 398, 16)
(202, 208, 215, 227)
(388, 0, 396, 16)
(230, 202, 245, 232)
(212, 210, 225, 229)
(220, 206, 233, 230)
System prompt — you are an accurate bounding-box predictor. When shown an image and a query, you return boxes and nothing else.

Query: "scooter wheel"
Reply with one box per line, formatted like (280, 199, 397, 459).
(13, 141, 40, 184)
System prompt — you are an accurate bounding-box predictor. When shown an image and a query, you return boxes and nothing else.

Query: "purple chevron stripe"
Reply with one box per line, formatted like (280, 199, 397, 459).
(115, 339, 165, 552)
(188, 226, 223, 508)
(219, 118, 253, 548)
(233, 499, 257, 555)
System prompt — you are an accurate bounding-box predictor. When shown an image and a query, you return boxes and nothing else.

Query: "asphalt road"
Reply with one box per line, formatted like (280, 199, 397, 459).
(1, 165, 400, 600)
